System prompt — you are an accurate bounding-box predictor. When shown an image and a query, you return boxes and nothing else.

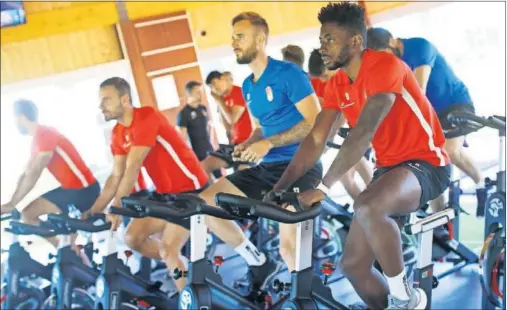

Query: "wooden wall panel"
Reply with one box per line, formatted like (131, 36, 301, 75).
(188, 1, 409, 50)
(1, 26, 123, 85)
(135, 19, 193, 53)
(143, 47, 197, 73)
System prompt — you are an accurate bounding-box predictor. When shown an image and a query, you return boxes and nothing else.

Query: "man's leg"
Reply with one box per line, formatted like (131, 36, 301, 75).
(340, 217, 389, 309)
(199, 166, 282, 289)
(21, 197, 61, 248)
(124, 218, 167, 260)
(159, 223, 190, 291)
(353, 161, 448, 308)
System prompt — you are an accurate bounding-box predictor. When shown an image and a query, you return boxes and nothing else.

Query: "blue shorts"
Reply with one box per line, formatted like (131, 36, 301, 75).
(41, 182, 100, 215)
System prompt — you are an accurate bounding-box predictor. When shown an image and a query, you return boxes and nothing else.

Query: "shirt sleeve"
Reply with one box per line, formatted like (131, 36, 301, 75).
(110, 128, 127, 156)
(34, 127, 59, 153)
(412, 38, 438, 68)
(177, 109, 188, 128)
(284, 65, 315, 104)
(131, 109, 161, 148)
(365, 57, 405, 97)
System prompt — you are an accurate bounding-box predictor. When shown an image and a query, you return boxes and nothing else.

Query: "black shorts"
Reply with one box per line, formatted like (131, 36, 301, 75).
(438, 103, 475, 131)
(371, 160, 450, 208)
(226, 161, 323, 200)
(41, 182, 100, 215)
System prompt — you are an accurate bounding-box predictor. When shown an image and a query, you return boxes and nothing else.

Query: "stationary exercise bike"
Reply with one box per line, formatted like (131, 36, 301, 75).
(447, 112, 507, 309)
(1, 210, 52, 310)
(215, 192, 348, 310)
(112, 193, 273, 310)
(41, 213, 112, 309)
(50, 214, 179, 310)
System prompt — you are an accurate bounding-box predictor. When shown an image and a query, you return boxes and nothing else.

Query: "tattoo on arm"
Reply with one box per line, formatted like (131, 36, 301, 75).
(266, 120, 313, 147)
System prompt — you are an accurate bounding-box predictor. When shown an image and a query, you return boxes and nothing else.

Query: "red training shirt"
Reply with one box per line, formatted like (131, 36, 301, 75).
(111, 107, 208, 194)
(31, 125, 96, 189)
(323, 50, 450, 168)
(222, 85, 253, 144)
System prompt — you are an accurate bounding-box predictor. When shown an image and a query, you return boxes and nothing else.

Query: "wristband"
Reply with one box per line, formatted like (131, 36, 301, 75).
(316, 182, 330, 195)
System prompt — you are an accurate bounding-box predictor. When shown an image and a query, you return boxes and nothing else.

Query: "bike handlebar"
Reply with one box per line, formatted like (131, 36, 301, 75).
(1, 210, 21, 222)
(214, 193, 322, 224)
(208, 144, 253, 166)
(112, 193, 239, 221)
(6, 221, 59, 237)
(447, 111, 505, 138)
(46, 214, 111, 233)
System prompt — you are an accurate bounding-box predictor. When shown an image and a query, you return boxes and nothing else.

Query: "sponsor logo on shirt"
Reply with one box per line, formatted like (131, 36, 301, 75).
(265, 86, 273, 102)
(341, 102, 355, 109)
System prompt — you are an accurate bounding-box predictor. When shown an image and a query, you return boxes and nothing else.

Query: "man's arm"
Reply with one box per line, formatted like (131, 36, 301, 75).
(88, 155, 127, 214)
(110, 146, 151, 208)
(321, 93, 396, 188)
(7, 152, 53, 207)
(413, 65, 432, 93)
(274, 109, 340, 191)
(211, 92, 246, 125)
(265, 93, 321, 147)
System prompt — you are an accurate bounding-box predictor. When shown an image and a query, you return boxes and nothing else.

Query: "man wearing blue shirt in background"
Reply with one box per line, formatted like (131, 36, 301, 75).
(366, 28, 486, 215)
(197, 12, 321, 294)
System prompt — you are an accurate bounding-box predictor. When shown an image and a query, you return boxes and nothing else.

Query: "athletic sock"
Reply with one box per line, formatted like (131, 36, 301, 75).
(234, 239, 266, 266)
(384, 270, 411, 301)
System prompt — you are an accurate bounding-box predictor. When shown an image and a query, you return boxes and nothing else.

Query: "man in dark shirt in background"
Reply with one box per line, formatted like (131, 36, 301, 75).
(177, 80, 221, 178)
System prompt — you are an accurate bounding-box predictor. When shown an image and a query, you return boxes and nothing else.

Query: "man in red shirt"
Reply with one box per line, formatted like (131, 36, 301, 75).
(267, 3, 450, 309)
(87, 77, 209, 291)
(203, 70, 253, 173)
(309, 49, 374, 200)
(1, 99, 100, 248)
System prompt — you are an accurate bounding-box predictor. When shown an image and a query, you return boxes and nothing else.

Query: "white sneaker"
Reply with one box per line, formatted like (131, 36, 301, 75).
(387, 287, 427, 309)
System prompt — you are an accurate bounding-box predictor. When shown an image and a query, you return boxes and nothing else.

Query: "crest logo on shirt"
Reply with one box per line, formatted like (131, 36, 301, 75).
(265, 86, 274, 102)
(246, 93, 251, 101)
(345, 92, 350, 100)
(226, 99, 234, 107)
(202, 109, 208, 118)
(190, 111, 197, 120)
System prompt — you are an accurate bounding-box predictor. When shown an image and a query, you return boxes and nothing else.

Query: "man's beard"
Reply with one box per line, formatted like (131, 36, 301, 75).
(326, 44, 352, 70)
(236, 45, 258, 65)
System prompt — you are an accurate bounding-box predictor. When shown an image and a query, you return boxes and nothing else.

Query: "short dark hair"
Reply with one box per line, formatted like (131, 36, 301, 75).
(185, 80, 201, 94)
(308, 49, 325, 77)
(318, 2, 367, 48)
(281, 45, 305, 69)
(205, 71, 222, 86)
(100, 77, 132, 104)
(14, 99, 38, 121)
(366, 27, 393, 50)
(232, 12, 269, 37)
